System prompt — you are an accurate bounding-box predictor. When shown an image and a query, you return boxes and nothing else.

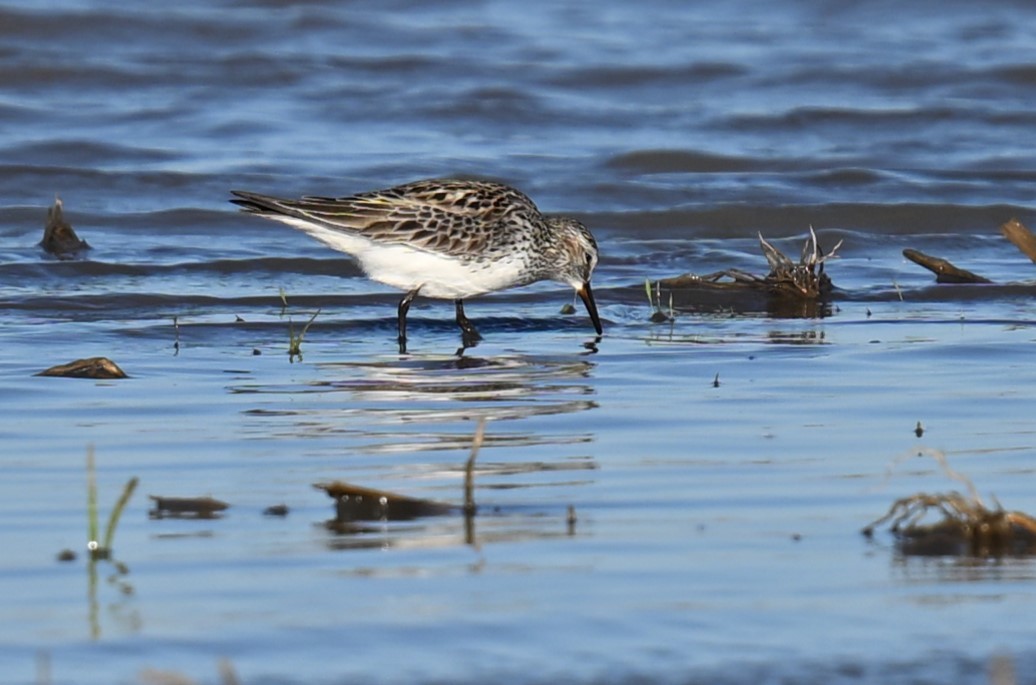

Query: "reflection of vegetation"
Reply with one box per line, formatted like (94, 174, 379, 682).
(463, 418, 486, 517)
(864, 449, 1036, 557)
(279, 286, 289, 315)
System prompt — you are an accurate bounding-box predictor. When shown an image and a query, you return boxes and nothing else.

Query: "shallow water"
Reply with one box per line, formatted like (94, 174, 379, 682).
(3, 1, 1036, 683)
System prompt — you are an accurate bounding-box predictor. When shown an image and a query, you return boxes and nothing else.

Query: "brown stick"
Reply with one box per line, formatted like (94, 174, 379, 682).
(1001, 218, 1036, 264)
(902, 249, 991, 284)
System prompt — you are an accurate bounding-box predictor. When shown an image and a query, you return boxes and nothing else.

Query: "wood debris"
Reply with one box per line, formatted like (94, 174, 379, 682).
(902, 248, 991, 284)
(39, 197, 90, 258)
(37, 357, 128, 379)
(315, 481, 454, 522)
(1001, 218, 1036, 263)
(659, 227, 841, 301)
(149, 495, 230, 519)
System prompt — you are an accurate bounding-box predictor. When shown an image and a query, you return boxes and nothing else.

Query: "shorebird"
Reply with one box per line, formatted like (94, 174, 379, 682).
(231, 179, 603, 353)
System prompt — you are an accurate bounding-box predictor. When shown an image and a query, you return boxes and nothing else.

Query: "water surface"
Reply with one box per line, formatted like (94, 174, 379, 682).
(2, 1, 1036, 683)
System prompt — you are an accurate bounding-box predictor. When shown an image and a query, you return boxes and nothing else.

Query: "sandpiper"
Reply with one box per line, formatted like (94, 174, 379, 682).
(231, 179, 602, 352)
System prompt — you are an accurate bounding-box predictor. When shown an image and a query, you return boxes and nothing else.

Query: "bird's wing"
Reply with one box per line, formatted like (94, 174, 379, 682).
(236, 180, 540, 258)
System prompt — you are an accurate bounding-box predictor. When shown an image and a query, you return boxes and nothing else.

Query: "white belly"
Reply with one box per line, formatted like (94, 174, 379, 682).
(276, 216, 528, 299)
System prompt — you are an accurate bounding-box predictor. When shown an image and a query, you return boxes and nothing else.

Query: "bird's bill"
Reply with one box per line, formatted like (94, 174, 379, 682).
(577, 281, 603, 335)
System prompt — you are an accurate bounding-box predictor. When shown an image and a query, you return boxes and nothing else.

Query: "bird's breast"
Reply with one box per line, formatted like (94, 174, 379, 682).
(362, 245, 531, 299)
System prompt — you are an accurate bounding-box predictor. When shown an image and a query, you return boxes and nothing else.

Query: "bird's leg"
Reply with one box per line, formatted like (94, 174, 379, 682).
(397, 289, 419, 353)
(455, 299, 482, 346)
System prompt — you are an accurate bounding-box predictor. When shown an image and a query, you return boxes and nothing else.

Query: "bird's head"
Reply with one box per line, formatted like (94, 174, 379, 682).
(546, 217, 602, 335)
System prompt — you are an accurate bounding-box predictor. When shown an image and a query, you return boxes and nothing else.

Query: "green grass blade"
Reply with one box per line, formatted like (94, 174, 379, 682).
(86, 446, 98, 549)
(102, 477, 139, 551)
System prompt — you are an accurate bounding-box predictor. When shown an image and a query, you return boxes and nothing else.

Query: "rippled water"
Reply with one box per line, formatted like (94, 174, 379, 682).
(3, 1, 1036, 683)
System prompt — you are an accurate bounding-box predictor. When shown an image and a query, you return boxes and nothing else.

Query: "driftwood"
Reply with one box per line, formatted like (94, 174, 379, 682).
(904, 219, 1036, 283)
(318, 420, 486, 523)
(902, 249, 991, 284)
(39, 197, 89, 258)
(315, 481, 455, 521)
(37, 357, 128, 379)
(661, 228, 840, 301)
(1001, 218, 1036, 263)
(149, 495, 229, 518)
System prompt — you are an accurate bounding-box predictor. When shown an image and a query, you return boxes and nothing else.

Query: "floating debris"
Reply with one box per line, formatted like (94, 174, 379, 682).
(39, 197, 89, 258)
(559, 302, 577, 315)
(863, 450, 1036, 557)
(318, 420, 486, 523)
(149, 495, 229, 519)
(315, 481, 454, 521)
(1001, 218, 1036, 264)
(902, 218, 1036, 285)
(657, 227, 840, 312)
(756, 227, 841, 299)
(902, 248, 991, 284)
(262, 504, 289, 517)
(37, 357, 128, 379)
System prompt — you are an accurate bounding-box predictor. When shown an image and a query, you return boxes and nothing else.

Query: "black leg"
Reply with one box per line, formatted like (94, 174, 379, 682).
(398, 289, 419, 353)
(455, 299, 482, 346)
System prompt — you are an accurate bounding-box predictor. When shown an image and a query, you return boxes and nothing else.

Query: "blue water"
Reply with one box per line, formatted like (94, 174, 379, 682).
(2, 1, 1036, 683)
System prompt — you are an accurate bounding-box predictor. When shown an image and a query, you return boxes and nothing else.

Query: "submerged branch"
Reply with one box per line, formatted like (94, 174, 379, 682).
(902, 248, 991, 284)
(1001, 218, 1036, 264)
